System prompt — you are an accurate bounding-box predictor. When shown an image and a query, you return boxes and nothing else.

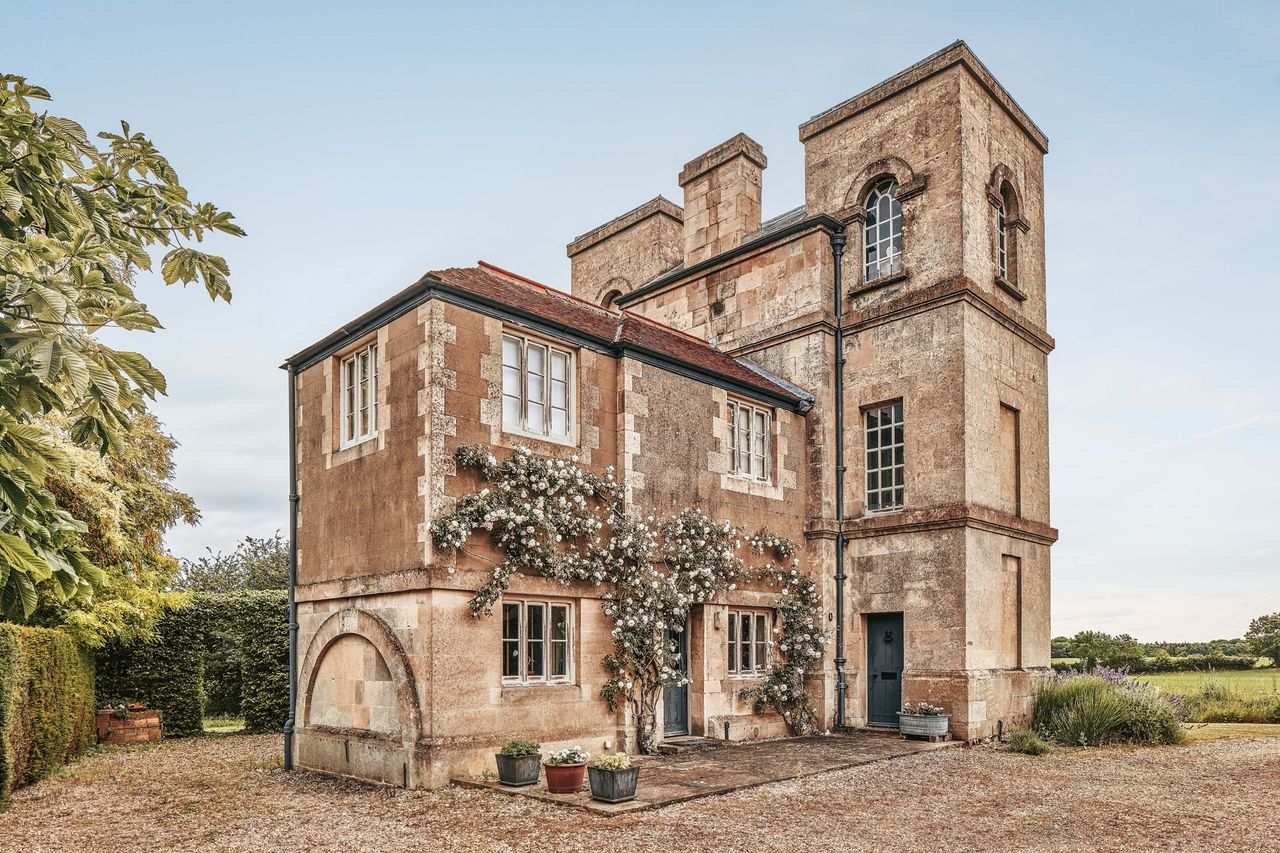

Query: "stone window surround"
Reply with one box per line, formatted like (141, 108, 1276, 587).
(322, 328, 391, 470)
(500, 595, 576, 687)
(726, 398, 772, 483)
(986, 164, 1031, 302)
(839, 167, 927, 299)
(500, 328, 577, 447)
(714, 389, 791, 501)
(338, 340, 378, 450)
(726, 606, 774, 678)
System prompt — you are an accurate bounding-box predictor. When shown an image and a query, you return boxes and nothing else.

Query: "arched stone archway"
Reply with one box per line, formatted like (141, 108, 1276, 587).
(298, 607, 422, 744)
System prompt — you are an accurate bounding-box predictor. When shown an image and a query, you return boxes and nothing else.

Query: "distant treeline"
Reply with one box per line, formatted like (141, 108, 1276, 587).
(1051, 631, 1266, 673)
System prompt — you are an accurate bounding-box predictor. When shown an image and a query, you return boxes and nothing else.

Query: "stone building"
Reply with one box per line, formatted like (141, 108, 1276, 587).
(283, 41, 1057, 789)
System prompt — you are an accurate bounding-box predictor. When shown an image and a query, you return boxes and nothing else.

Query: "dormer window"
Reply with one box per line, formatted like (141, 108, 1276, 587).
(864, 178, 903, 282)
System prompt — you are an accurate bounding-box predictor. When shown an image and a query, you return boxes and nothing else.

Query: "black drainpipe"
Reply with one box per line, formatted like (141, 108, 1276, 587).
(829, 226, 849, 729)
(284, 364, 299, 770)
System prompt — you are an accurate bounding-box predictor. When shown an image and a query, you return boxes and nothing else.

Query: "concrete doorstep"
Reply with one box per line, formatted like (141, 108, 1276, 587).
(453, 731, 958, 815)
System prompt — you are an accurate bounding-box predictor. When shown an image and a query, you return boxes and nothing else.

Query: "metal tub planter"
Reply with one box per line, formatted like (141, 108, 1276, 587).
(495, 739, 542, 787)
(588, 753, 639, 803)
(898, 702, 949, 739)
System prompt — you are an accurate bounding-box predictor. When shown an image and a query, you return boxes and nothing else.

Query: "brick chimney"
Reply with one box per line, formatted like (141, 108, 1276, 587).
(678, 133, 766, 266)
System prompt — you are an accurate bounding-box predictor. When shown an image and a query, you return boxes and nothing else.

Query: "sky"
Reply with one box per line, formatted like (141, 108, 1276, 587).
(6, 1, 1278, 641)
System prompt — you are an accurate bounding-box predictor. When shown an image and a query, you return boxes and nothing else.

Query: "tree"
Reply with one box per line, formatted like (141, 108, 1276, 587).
(32, 410, 198, 646)
(1067, 630, 1144, 670)
(174, 533, 288, 593)
(1245, 613, 1280, 668)
(0, 74, 242, 619)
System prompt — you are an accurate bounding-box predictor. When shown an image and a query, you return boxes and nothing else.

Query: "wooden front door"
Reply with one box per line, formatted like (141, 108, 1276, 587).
(867, 612, 904, 727)
(662, 621, 689, 737)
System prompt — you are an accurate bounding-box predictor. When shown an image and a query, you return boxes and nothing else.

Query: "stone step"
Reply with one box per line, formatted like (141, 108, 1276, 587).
(656, 736, 724, 755)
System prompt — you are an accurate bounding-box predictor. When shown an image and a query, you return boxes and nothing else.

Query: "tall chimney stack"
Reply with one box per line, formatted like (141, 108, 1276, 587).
(678, 133, 766, 266)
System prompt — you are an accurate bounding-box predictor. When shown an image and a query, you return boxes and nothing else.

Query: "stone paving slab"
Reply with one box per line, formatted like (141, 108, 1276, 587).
(454, 731, 958, 815)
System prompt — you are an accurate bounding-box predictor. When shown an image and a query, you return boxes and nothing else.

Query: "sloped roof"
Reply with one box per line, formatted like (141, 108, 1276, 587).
(286, 263, 812, 411)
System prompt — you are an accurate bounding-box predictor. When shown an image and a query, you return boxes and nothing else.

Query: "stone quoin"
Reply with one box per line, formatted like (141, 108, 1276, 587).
(282, 40, 1056, 789)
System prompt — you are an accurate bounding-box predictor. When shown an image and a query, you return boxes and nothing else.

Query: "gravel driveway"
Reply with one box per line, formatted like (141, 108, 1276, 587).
(5, 732, 1278, 852)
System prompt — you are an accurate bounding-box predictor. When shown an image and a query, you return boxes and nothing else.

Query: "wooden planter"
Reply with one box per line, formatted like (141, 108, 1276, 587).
(494, 753, 541, 787)
(96, 708, 162, 745)
(543, 762, 586, 794)
(588, 765, 640, 803)
(898, 712, 949, 740)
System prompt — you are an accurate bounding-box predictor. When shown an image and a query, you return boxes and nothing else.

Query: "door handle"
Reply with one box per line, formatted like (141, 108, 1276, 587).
(871, 673, 879, 680)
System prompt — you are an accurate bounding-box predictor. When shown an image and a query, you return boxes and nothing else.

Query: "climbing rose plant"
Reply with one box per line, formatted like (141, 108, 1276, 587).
(431, 444, 827, 751)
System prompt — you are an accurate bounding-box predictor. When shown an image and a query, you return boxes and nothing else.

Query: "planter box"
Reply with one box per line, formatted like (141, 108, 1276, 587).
(494, 753, 541, 787)
(898, 712, 949, 739)
(96, 708, 162, 745)
(588, 765, 639, 804)
(543, 762, 586, 794)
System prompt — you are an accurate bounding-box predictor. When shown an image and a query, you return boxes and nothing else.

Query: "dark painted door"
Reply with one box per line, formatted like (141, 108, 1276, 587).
(662, 621, 689, 737)
(867, 612, 904, 726)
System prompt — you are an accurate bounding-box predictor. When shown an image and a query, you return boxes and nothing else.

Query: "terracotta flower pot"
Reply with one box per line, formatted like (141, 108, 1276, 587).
(543, 762, 586, 794)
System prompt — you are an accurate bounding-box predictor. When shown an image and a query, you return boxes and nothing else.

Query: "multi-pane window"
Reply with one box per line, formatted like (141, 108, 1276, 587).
(864, 401, 904, 512)
(864, 178, 903, 283)
(502, 333, 572, 439)
(340, 342, 377, 447)
(727, 610, 771, 676)
(501, 600, 572, 684)
(727, 400, 770, 481)
(996, 200, 1008, 280)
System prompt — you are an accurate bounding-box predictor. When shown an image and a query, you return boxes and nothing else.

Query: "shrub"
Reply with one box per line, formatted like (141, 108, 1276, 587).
(1179, 679, 1280, 724)
(593, 752, 632, 770)
(1006, 728, 1052, 756)
(95, 590, 287, 737)
(0, 625, 96, 801)
(1032, 674, 1183, 746)
(499, 738, 541, 757)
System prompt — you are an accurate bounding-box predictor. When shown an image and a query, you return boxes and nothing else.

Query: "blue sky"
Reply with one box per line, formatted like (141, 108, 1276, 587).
(8, 1, 1278, 641)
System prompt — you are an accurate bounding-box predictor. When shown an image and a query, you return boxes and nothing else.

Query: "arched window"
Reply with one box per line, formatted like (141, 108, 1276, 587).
(864, 178, 903, 282)
(996, 182, 1016, 283)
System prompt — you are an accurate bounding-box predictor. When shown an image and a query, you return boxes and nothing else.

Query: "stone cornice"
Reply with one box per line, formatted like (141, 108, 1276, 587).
(842, 504, 1058, 546)
(566, 195, 684, 258)
(678, 132, 767, 186)
(799, 41, 1049, 154)
(843, 275, 1055, 354)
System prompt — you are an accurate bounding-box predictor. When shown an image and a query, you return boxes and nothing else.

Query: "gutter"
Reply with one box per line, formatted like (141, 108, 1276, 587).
(829, 226, 849, 729)
(284, 364, 299, 770)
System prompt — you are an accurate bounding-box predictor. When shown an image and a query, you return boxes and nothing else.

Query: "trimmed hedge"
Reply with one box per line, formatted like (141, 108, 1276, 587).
(96, 590, 287, 736)
(0, 624, 96, 801)
(1051, 654, 1261, 674)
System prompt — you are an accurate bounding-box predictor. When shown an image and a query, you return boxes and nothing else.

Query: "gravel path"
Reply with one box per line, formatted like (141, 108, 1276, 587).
(5, 733, 1278, 852)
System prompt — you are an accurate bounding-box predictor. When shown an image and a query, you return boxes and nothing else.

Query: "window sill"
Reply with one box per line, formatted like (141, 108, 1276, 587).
(994, 276, 1028, 302)
(500, 683, 580, 702)
(849, 268, 909, 298)
(727, 673, 769, 681)
(862, 507, 904, 518)
(727, 473, 772, 486)
(501, 425, 577, 448)
(338, 433, 379, 452)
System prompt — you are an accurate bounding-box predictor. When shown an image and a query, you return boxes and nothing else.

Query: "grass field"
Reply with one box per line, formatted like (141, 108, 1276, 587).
(1143, 669, 1280, 696)
(202, 715, 245, 733)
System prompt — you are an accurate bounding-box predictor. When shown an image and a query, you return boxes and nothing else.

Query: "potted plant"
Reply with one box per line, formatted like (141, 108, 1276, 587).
(543, 745, 589, 794)
(494, 738, 542, 787)
(899, 701, 949, 738)
(588, 752, 639, 804)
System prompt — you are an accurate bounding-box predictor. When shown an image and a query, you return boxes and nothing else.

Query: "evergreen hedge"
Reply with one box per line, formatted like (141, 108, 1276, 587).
(0, 625, 96, 801)
(96, 590, 287, 736)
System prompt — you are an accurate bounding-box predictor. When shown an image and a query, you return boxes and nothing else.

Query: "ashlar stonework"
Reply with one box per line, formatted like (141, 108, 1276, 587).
(283, 40, 1057, 789)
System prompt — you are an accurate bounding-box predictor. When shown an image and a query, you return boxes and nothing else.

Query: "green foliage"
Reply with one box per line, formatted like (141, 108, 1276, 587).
(498, 738, 541, 757)
(0, 74, 242, 620)
(1032, 675, 1184, 747)
(1006, 728, 1052, 756)
(1177, 679, 1280, 724)
(95, 590, 287, 737)
(1062, 631, 1145, 671)
(30, 411, 197, 647)
(1245, 614, 1280, 669)
(433, 445, 821, 751)
(174, 532, 288, 592)
(593, 751, 631, 770)
(0, 624, 95, 800)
